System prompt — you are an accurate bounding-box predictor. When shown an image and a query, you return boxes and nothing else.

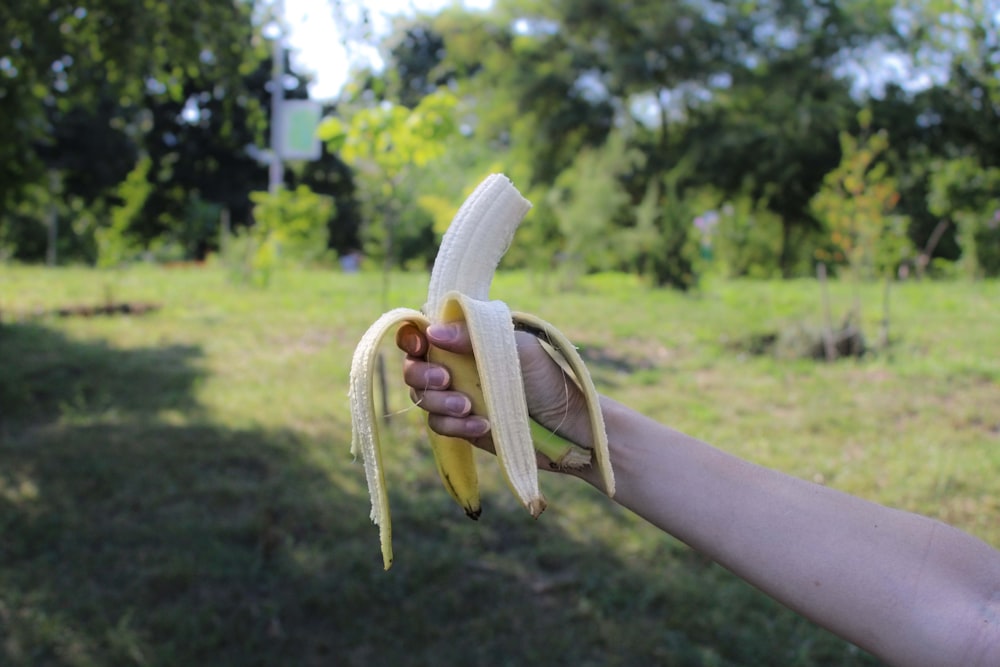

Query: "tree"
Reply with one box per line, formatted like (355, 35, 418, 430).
(927, 157, 1000, 277)
(319, 87, 459, 275)
(0, 0, 263, 216)
(546, 131, 634, 284)
(422, 0, 903, 278)
(223, 185, 335, 287)
(429, 4, 616, 186)
(811, 112, 912, 282)
(810, 110, 912, 350)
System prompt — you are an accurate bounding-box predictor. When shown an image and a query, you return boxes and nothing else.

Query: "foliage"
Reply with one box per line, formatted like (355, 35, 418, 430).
(319, 88, 458, 267)
(1, 176, 99, 264)
(546, 131, 636, 285)
(927, 156, 1000, 278)
(3, 0, 1000, 291)
(320, 88, 457, 175)
(810, 112, 913, 281)
(623, 166, 705, 290)
(97, 156, 153, 268)
(223, 185, 334, 287)
(0, 0, 265, 223)
(430, 0, 899, 277)
(908, 0, 1000, 110)
(711, 191, 785, 279)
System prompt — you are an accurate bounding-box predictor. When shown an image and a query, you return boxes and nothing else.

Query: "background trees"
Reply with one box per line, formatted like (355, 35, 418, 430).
(0, 1, 359, 266)
(1, 0, 997, 286)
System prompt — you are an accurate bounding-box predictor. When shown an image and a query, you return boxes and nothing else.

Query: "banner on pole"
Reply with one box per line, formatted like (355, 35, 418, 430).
(277, 100, 323, 161)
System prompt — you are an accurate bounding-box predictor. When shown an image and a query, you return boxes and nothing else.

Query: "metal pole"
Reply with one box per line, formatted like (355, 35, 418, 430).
(46, 171, 58, 266)
(268, 0, 285, 193)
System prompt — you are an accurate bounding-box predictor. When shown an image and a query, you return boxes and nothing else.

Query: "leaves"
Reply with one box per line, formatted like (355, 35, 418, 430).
(810, 115, 912, 280)
(223, 185, 335, 287)
(927, 156, 1000, 276)
(321, 88, 459, 265)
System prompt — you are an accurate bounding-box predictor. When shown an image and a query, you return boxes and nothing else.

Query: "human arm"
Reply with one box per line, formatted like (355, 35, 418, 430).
(399, 323, 1000, 667)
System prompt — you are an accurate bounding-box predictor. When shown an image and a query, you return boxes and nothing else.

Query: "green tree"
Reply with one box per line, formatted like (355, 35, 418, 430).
(622, 164, 706, 290)
(0, 0, 264, 224)
(870, 0, 1000, 265)
(428, 4, 616, 186)
(318, 87, 458, 273)
(927, 157, 1000, 277)
(811, 114, 912, 282)
(712, 190, 785, 280)
(425, 0, 900, 277)
(337, 0, 997, 287)
(97, 156, 153, 268)
(810, 111, 912, 350)
(546, 131, 635, 284)
(225, 185, 335, 287)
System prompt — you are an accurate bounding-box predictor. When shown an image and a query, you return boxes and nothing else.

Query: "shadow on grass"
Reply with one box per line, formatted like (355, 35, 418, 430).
(0, 321, 882, 666)
(0, 321, 204, 429)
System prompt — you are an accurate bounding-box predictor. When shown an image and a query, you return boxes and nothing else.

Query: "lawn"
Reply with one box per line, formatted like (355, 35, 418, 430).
(1, 264, 997, 666)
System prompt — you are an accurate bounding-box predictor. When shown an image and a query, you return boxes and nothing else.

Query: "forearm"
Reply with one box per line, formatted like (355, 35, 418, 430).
(585, 396, 1000, 666)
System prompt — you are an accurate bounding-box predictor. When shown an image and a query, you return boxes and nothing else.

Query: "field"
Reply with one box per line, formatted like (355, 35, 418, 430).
(1, 264, 998, 666)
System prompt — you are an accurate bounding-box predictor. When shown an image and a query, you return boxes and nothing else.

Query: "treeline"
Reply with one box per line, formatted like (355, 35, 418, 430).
(2, 1, 998, 286)
(0, 1, 360, 270)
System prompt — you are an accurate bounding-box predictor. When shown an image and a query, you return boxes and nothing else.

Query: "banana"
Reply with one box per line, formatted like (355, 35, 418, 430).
(349, 173, 614, 569)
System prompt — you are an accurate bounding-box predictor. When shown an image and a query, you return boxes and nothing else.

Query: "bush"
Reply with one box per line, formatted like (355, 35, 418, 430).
(957, 208, 1000, 277)
(621, 169, 706, 290)
(546, 132, 635, 287)
(712, 194, 784, 279)
(223, 185, 335, 287)
(927, 157, 1000, 278)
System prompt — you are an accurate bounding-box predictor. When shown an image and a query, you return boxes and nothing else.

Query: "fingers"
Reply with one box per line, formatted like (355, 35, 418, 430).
(427, 413, 491, 441)
(397, 319, 490, 444)
(395, 322, 428, 357)
(425, 322, 473, 354)
(409, 386, 472, 418)
(396, 320, 472, 360)
(403, 356, 450, 391)
(398, 319, 474, 396)
(407, 378, 493, 442)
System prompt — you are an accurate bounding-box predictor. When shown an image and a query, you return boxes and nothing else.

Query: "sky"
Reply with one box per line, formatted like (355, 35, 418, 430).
(278, 0, 991, 103)
(280, 0, 493, 100)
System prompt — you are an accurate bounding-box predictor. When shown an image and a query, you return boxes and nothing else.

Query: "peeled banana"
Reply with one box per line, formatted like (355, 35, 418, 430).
(349, 173, 614, 569)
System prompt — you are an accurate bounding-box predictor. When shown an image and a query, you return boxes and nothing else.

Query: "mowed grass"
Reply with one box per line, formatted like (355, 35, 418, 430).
(1, 264, 997, 666)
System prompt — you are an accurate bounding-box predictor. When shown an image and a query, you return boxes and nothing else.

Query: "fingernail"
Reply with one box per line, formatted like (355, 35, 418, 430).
(427, 323, 458, 344)
(445, 395, 470, 416)
(399, 332, 419, 354)
(395, 324, 423, 355)
(466, 417, 490, 438)
(425, 367, 448, 389)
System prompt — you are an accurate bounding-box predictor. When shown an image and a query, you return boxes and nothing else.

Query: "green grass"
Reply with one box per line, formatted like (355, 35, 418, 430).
(1, 264, 997, 666)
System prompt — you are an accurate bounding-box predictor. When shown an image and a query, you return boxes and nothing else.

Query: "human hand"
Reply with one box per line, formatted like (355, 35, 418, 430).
(397, 321, 595, 454)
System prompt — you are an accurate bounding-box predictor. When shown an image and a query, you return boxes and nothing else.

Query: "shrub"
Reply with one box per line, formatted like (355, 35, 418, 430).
(712, 194, 784, 279)
(927, 157, 1000, 278)
(223, 185, 334, 287)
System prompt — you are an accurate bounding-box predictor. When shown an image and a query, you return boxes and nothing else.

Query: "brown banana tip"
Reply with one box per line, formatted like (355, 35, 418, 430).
(528, 498, 547, 519)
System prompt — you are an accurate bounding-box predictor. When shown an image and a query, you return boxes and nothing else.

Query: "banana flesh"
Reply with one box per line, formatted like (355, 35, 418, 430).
(349, 174, 614, 569)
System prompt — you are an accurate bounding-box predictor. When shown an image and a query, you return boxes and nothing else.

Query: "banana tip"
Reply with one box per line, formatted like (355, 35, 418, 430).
(527, 498, 547, 518)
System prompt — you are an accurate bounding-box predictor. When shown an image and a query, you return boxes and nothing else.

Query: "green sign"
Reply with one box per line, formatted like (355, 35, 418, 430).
(278, 100, 322, 160)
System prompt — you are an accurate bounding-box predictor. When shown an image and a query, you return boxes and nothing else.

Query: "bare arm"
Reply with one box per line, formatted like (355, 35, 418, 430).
(400, 323, 1000, 666)
(592, 397, 1000, 666)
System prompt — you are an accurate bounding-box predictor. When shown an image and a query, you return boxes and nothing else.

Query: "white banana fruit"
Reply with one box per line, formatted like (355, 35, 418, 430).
(349, 173, 614, 569)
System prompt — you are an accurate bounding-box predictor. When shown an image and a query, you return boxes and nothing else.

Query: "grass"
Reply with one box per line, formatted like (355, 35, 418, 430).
(0, 263, 997, 666)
